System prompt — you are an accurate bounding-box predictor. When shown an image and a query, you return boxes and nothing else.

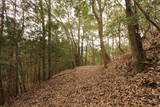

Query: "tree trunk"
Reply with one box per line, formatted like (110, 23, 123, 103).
(118, 23, 124, 53)
(91, 36, 96, 65)
(38, 55, 41, 82)
(125, 0, 146, 72)
(85, 45, 88, 65)
(77, 15, 81, 66)
(0, 79, 4, 105)
(0, 0, 5, 105)
(13, 0, 19, 96)
(80, 37, 84, 65)
(91, 0, 111, 68)
(98, 20, 111, 67)
(40, 0, 46, 81)
(48, 0, 52, 79)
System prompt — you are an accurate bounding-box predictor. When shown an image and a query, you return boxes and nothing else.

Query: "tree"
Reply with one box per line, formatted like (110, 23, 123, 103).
(47, 0, 52, 79)
(90, 0, 111, 68)
(0, 0, 5, 104)
(125, 0, 146, 72)
(39, 0, 46, 80)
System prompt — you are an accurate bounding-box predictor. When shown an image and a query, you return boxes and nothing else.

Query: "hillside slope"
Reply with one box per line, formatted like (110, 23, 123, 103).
(10, 64, 160, 107)
(7, 31, 160, 107)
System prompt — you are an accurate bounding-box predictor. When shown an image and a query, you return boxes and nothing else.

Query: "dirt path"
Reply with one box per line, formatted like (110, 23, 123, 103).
(12, 65, 160, 107)
(13, 66, 105, 106)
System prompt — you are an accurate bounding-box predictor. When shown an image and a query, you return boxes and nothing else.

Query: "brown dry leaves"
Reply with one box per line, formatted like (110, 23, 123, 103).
(10, 64, 160, 107)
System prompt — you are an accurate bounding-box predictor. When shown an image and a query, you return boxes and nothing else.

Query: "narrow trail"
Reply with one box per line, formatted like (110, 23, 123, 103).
(13, 66, 105, 106)
(12, 65, 160, 107)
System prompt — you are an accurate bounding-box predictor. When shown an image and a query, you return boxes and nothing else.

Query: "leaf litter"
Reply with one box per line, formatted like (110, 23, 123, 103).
(10, 33, 160, 107)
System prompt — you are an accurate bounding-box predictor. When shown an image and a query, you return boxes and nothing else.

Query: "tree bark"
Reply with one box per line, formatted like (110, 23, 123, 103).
(14, 0, 19, 96)
(125, 0, 146, 72)
(98, 16, 111, 67)
(118, 23, 124, 53)
(77, 15, 81, 66)
(91, 36, 96, 65)
(80, 37, 84, 65)
(91, 0, 111, 68)
(85, 45, 88, 65)
(47, 0, 52, 79)
(40, 0, 46, 81)
(0, 0, 5, 104)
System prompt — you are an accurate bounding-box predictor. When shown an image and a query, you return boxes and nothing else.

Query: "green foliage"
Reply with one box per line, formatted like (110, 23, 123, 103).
(1, 0, 159, 102)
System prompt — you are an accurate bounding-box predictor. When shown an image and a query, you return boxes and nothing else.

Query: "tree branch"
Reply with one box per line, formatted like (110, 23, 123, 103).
(90, 0, 100, 21)
(51, 14, 78, 48)
(133, 0, 160, 33)
(102, 0, 107, 12)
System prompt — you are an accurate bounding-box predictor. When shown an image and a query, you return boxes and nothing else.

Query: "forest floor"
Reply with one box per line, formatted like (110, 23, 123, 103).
(11, 62, 160, 107)
(4, 29, 160, 107)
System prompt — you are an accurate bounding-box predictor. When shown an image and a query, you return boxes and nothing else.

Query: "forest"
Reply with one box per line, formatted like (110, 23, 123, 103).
(0, 0, 160, 106)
